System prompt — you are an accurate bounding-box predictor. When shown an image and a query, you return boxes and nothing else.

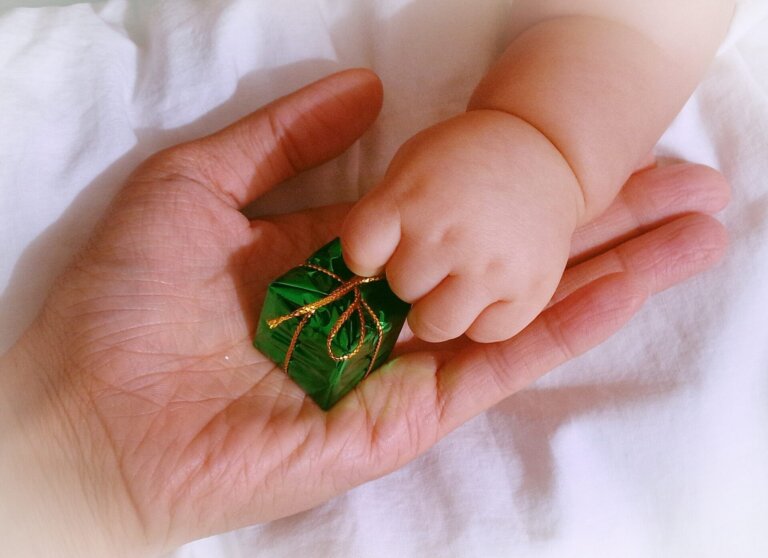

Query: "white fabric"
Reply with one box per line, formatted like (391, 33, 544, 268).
(1, 1, 767, 556)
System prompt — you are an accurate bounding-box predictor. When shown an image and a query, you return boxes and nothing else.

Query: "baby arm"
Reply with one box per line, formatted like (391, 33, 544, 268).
(341, 0, 735, 343)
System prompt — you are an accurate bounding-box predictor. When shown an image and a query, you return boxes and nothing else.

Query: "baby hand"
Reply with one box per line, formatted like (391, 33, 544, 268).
(341, 110, 584, 343)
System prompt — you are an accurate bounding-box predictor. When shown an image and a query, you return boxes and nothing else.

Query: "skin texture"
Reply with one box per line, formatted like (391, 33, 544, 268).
(341, 111, 582, 343)
(0, 69, 729, 557)
(341, 2, 735, 344)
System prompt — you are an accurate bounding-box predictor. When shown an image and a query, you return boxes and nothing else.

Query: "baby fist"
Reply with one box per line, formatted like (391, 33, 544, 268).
(341, 111, 583, 343)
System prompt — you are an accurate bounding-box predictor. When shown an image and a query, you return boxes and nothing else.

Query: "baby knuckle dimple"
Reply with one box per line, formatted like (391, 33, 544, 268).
(438, 224, 465, 249)
(481, 257, 515, 280)
(468, 258, 518, 300)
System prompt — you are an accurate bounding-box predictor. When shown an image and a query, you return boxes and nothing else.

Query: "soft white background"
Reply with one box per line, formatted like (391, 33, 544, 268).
(0, 1, 766, 556)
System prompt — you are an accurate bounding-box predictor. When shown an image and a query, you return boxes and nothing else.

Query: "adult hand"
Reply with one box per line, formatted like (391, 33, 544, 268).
(0, 69, 728, 557)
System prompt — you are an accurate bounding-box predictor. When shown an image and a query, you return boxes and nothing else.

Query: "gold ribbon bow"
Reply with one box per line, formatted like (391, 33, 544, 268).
(267, 263, 385, 378)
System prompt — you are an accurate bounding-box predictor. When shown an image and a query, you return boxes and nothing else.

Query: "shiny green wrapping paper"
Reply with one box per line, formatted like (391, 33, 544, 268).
(254, 238, 411, 410)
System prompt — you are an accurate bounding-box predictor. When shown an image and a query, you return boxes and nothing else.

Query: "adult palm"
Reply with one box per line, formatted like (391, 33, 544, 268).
(1, 69, 728, 556)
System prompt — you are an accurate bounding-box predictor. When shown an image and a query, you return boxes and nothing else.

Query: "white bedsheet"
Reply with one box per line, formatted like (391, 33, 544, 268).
(1, 1, 767, 556)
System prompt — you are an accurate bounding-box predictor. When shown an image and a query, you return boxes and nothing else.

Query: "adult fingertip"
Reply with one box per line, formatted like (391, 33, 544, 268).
(337, 67, 384, 100)
(665, 163, 732, 214)
(332, 67, 382, 89)
(633, 163, 732, 217)
(319, 68, 384, 131)
(643, 214, 729, 294)
(687, 164, 731, 213)
(686, 214, 730, 271)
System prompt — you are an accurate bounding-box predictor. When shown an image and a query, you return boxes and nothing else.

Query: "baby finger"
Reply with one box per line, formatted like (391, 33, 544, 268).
(341, 196, 401, 277)
(407, 276, 494, 343)
(465, 299, 542, 344)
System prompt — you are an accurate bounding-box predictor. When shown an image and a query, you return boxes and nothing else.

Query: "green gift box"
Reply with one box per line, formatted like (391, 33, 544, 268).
(254, 238, 411, 410)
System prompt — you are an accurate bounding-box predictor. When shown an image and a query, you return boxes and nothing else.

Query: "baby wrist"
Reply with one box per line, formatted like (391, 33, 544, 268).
(467, 15, 686, 224)
(462, 107, 588, 226)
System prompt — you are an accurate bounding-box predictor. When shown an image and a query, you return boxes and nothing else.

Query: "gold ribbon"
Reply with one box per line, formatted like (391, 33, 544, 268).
(267, 263, 385, 379)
